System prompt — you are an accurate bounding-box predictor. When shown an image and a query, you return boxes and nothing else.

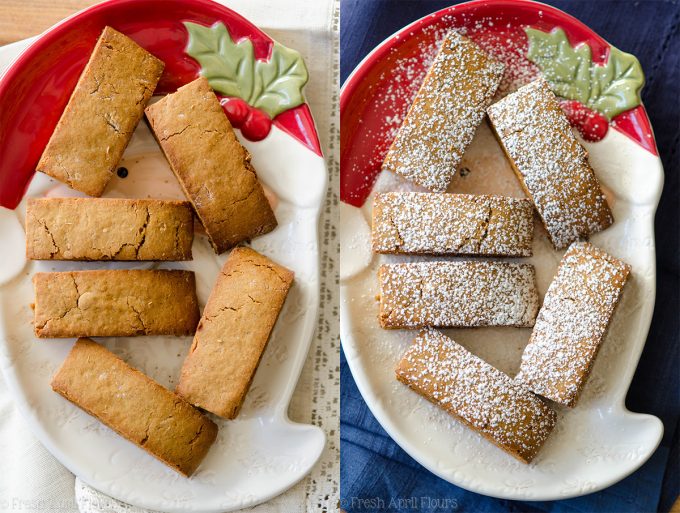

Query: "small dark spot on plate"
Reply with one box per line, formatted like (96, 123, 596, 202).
(117, 167, 128, 178)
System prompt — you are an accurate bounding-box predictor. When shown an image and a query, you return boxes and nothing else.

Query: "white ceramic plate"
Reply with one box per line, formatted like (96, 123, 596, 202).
(0, 38, 327, 512)
(339, 2, 664, 501)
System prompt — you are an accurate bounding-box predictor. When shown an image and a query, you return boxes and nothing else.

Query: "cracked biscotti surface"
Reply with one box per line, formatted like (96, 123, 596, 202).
(176, 246, 293, 419)
(378, 261, 539, 329)
(33, 270, 200, 337)
(145, 78, 277, 254)
(487, 79, 613, 249)
(51, 338, 217, 476)
(396, 329, 556, 463)
(372, 192, 534, 257)
(518, 242, 630, 407)
(36, 26, 164, 197)
(26, 197, 193, 261)
(382, 31, 504, 192)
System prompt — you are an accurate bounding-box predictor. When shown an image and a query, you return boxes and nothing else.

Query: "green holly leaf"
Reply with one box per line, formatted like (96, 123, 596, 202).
(184, 21, 308, 118)
(525, 27, 592, 104)
(524, 27, 644, 120)
(250, 42, 308, 117)
(184, 21, 255, 101)
(588, 46, 645, 119)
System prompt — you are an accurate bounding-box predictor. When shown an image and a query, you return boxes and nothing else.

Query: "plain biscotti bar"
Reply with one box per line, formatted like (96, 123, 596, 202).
(383, 31, 504, 192)
(145, 77, 277, 254)
(487, 79, 613, 249)
(378, 261, 539, 329)
(176, 247, 293, 419)
(26, 197, 193, 261)
(51, 338, 217, 476)
(36, 26, 164, 197)
(33, 270, 200, 338)
(396, 329, 556, 463)
(518, 242, 630, 407)
(372, 192, 534, 257)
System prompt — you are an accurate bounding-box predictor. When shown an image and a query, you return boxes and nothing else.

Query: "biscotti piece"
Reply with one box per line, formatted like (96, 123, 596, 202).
(33, 270, 199, 338)
(372, 192, 534, 257)
(145, 78, 277, 254)
(518, 242, 630, 407)
(382, 31, 504, 192)
(378, 261, 538, 329)
(487, 79, 613, 249)
(176, 247, 293, 419)
(51, 338, 217, 476)
(26, 198, 193, 261)
(397, 329, 556, 463)
(36, 27, 164, 197)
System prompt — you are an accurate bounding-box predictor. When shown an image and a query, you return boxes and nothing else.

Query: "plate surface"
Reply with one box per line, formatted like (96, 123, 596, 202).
(0, 1, 327, 512)
(339, 0, 664, 501)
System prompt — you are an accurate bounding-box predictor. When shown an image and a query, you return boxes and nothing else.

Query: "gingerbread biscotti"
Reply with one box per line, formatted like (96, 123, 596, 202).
(487, 79, 613, 249)
(145, 78, 277, 254)
(378, 261, 539, 329)
(176, 247, 293, 419)
(372, 192, 534, 257)
(51, 338, 217, 476)
(33, 270, 200, 338)
(36, 27, 164, 197)
(382, 31, 504, 192)
(396, 329, 556, 463)
(26, 198, 193, 261)
(518, 242, 630, 407)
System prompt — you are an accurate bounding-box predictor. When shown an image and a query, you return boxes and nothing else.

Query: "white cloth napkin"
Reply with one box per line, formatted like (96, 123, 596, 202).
(0, 0, 339, 512)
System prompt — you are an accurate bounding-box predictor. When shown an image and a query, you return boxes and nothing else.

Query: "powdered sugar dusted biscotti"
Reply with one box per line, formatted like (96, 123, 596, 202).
(487, 79, 613, 249)
(372, 192, 533, 257)
(396, 329, 556, 463)
(518, 242, 630, 407)
(382, 31, 504, 192)
(378, 261, 539, 328)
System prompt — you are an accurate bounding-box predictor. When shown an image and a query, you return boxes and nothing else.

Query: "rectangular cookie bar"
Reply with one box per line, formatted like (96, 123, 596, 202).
(518, 242, 630, 407)
(51, 338, 217, 476)
(176, 247, 293, 419)
(372, 192, 534, 257)
(34, 270, 200, 338)
(382, 31, 504, 192)
(36, 26, 164, 197)
(26, 197, 193, 261)
(396, 329, 556, 463)
(487, 79, 613, 249)
(378, 261, 538, 329)
(145, 78, 277, 254)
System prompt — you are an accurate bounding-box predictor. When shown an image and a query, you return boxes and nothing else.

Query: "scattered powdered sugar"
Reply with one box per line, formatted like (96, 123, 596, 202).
(372, 192, 533, 256)
(378, 260, 539, 328)
(518, 242, 631, 406)
(382, 31, 504, 192)
(396, 328, 557, 462)
(487, 79, 613, 249)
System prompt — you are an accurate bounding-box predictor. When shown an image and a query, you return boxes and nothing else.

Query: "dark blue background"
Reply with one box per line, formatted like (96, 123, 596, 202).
(340, 1, 680, 511)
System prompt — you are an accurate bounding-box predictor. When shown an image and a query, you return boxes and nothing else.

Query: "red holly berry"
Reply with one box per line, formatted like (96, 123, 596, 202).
(559, 100, 609, 142)
(222, 97, 249, 128)
(241, 108, 272, 141)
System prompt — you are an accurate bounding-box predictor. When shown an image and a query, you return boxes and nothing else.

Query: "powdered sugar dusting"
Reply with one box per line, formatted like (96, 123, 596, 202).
(487, 79, 613, 249)
(383, 31, 504, 192)
(379, 261, 539, 328)
(519, 242, 631, 406)
(372, 192, 533, 256)
(397, 328, 557, 463)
